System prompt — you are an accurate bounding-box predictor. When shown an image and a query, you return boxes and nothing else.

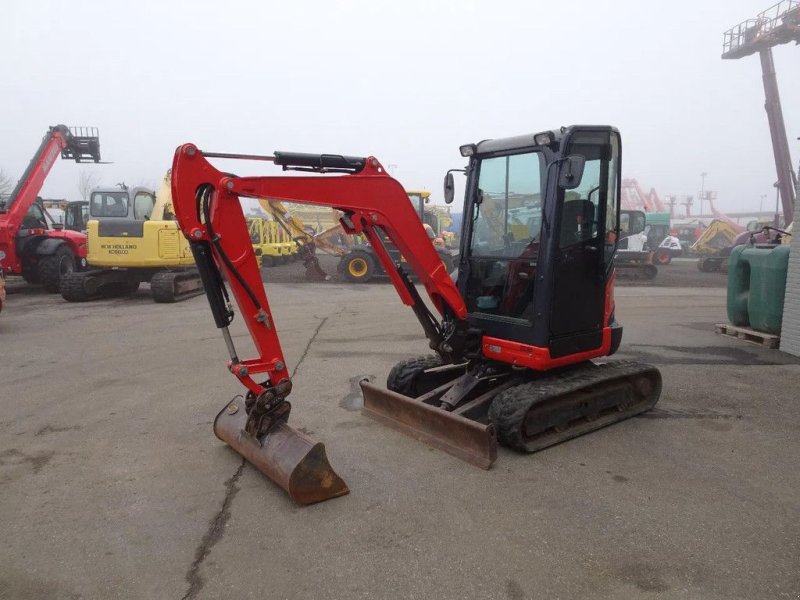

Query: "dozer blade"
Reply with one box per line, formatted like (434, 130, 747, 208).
(213, 399, 349, 505)
(360, 381, 497, 469)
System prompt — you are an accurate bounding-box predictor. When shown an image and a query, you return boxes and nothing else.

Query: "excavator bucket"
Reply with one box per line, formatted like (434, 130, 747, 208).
(360, 381, 497, 469)
(213, 399, 349, 505)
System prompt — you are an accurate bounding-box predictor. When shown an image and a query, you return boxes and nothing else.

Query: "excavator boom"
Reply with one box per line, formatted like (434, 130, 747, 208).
(170, 145, 470, 503)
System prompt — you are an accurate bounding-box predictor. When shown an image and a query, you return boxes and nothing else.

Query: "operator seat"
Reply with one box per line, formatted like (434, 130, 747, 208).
(560, 199, 595, 244)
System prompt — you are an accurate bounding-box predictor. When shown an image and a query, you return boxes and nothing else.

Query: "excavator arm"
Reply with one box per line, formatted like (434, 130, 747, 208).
(171, 145, 468, 391)
(170, 145, 474, 503)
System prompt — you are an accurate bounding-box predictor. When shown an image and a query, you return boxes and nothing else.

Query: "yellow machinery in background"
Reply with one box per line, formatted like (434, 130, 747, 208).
(60, 172, 204, 302)
(256, 199, 347, 280)
(256, 194, 459, 282)
(248, 216, 298, 266)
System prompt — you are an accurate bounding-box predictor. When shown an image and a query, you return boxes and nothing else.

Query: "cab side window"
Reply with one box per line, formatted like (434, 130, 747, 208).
(133, 192, 155, 220)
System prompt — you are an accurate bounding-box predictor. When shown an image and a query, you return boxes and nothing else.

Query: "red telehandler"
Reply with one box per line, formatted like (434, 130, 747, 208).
(0, 125, 101, 292)
(170, 126, 662, 504)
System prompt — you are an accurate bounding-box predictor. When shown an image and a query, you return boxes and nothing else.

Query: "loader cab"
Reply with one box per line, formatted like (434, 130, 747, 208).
(64, 201, 89, 232)
(617, 209, 647, 251)
(21, 201, 49, 230)
(457, 126, 621, 357)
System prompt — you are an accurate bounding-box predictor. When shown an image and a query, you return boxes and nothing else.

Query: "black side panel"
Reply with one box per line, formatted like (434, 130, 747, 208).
(549, 330, 603, 358)
(98, 219, 145, 238)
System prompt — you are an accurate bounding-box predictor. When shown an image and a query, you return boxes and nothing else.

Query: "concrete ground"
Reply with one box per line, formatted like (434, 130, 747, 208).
(1, 273, 798, 600)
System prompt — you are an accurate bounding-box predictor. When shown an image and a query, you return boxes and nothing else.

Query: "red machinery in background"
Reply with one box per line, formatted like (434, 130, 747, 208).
(0, 125, 101, 292)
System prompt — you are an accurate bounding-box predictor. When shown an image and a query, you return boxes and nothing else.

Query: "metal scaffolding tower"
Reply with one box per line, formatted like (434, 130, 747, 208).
(722, 1, 799, 225)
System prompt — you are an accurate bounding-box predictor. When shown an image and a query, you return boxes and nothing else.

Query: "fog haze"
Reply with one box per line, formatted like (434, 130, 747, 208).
(2, 0, 798, 214)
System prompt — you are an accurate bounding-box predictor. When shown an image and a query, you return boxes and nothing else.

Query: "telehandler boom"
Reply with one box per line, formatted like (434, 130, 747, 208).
(0, 125, 101, 292)
(170, 127, 661, 504)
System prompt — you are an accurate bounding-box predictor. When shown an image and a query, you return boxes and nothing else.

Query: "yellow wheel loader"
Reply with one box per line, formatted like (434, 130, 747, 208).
(60, 173, 204, 302)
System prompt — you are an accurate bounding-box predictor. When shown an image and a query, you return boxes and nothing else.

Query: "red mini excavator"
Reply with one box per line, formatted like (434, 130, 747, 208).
(170, 126, 662, 504)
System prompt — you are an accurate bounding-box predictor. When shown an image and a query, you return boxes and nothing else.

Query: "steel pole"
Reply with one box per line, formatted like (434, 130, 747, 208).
(759, 48, 795, 225)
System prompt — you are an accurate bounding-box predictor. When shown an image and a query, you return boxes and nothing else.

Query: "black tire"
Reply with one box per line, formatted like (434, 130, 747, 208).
(387, 355, 444, 396)
(21, 269, 40, 284)
(642, 264, 658, 280)
(37, 245, 75, 293)
(489, 382, 538, 451)
(342, 252, 375, 283)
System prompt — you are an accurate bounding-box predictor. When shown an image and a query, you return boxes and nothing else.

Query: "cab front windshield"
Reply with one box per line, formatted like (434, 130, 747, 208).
(470, 152, 545, 258)
(463, 151, 545, 322)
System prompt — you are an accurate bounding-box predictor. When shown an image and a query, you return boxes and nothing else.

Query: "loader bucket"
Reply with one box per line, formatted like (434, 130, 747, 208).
(213, 400, 349, 505)
(360, 381, 497, 469)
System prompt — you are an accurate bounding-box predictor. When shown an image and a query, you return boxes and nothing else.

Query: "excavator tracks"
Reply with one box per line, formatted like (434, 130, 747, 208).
(150, 269, 203, 303)
(488, 361, 661, 453)
(60, 270, 139, 302)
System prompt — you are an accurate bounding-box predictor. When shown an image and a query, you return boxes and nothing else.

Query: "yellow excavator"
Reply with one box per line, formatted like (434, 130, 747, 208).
(60, 172, 204, 302)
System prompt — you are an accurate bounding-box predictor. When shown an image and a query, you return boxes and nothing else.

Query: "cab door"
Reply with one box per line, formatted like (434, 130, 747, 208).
(548, 129, 620, 357)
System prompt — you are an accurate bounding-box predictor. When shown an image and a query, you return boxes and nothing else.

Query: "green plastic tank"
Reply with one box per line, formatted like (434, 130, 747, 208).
(727, 244, 790, 334)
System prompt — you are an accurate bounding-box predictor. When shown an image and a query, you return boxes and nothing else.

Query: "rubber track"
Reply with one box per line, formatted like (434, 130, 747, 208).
(60, 271, 99, 302)
(488, 361, 661, 452)
(151, 270, 203, 303)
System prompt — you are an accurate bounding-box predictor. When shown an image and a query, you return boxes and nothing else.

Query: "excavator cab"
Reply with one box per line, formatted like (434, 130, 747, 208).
(459, 128, 620, 354)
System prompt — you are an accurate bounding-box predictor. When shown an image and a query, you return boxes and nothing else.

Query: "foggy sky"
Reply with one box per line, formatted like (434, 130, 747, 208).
(2, 0, 798, 215)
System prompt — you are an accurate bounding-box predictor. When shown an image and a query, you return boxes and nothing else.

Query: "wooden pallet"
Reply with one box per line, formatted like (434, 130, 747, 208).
(715, 323, 780, 349)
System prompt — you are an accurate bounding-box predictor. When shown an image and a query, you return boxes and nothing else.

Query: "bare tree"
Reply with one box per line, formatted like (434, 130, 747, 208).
(0, 168, 13, 197)
(76, 169, 101, 201)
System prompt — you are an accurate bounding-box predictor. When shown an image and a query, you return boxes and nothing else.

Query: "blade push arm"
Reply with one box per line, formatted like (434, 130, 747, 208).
(170, 144, 469, 402)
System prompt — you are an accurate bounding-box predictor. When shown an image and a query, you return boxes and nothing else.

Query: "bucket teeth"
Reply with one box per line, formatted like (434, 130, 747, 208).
(214, 399, 349, 505)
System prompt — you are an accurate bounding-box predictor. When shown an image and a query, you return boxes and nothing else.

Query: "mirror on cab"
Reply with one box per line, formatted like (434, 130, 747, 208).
(443, 171, 455, 205)
(558, 154, 586, 190)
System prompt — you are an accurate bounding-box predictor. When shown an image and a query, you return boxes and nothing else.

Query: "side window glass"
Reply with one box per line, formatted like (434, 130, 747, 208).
(605, 132, 620, 262)
(23, 204, 46, 228)
(133, 192, 155, 220)
(559, 130, 620, 253)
